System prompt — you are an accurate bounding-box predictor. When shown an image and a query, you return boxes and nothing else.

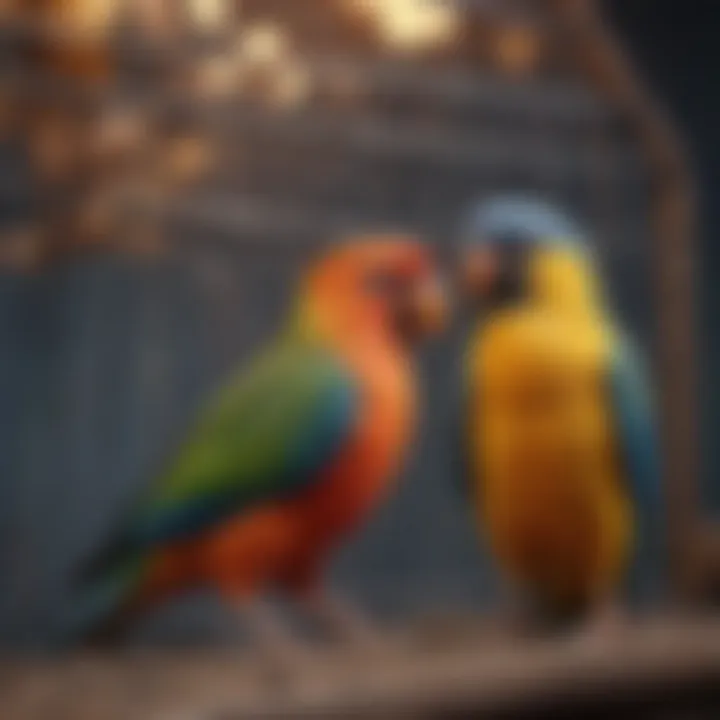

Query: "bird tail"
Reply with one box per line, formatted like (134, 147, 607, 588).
(53, 556, 146, 648)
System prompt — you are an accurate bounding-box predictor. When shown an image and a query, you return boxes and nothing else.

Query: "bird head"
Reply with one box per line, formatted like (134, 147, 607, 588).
(296, 234, 448, 348)
(458, 195, 603, 316)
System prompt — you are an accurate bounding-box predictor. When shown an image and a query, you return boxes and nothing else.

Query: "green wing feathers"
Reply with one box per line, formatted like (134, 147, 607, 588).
(81, 339, 359, 577)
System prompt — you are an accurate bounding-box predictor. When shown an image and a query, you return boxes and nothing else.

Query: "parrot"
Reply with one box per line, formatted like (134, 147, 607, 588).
(65, 235, 446, 653)
(457, 196, 660, 632)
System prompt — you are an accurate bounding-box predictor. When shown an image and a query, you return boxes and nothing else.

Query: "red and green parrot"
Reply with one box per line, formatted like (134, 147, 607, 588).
(457, 196, 660, 631)
(66, 235, 446, 649)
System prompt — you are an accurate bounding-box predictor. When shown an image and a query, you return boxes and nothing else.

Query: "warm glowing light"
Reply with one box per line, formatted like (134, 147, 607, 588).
(0, 0, 14, 20)
(0, 87, 12, 139)
(0, 227, 43, 272)
(60, 0, 121, 38)
(187, 0, 232, 31)
(130, 0, 175, 36)
(93, 108, 146, 158)
(76, 192, 116, 242)
(164, 136, 215, 184)
(195, 55, 239, 97)
(236, 23, 288, 66)
(29, 120, 78, 182)
(494, 25, 541, 76)
(270, 62, 313, 108)
(348, 0, 458, 51)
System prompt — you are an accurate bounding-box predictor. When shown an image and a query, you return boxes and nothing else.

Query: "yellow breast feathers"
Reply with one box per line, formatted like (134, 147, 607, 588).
(468, 248, 632, 607)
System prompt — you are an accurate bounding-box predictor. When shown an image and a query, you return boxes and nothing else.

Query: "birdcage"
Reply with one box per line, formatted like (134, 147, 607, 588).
(0, 0, 713, 716)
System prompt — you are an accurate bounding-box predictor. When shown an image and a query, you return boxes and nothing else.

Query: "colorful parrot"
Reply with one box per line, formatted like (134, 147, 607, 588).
(458, 196, 659, 629)
(66, 235, 446, 650)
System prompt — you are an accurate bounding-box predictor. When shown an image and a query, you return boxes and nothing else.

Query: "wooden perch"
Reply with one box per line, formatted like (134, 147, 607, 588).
(1, 615, 720, 719)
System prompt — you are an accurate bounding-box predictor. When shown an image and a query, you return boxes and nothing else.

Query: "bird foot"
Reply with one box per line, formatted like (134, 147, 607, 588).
(574, 601, 629, 648)
(237, 601, 310, 689)
(302, 590, 388, 656)
(256, 637, 313, 691)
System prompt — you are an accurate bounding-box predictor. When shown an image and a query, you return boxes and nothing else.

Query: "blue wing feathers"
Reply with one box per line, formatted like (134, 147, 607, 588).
(129, 375, 357, 549)
(609, 335, 664, 600)
(290, 375, 358, 483)
(608, 337, 661, 513)
(78, 347, 359, 578)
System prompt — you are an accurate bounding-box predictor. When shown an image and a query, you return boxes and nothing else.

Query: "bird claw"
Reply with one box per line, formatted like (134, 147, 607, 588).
(256, 638, 311, 691)
(237, 600, 309, 687)
(302, 590, 388, 655)
(581, 601, 628, 644)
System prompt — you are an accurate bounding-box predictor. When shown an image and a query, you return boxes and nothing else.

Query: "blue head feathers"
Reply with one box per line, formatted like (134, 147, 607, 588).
(460, 195, 587, 248)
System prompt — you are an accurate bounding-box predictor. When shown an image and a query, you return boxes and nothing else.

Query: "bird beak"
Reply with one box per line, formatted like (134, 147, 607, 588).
(407, 273, 449, 338)
(460, 247, 500, 300)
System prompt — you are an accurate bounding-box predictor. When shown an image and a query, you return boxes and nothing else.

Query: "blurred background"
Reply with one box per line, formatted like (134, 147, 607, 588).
(607, 0, 719, 554)
(0, 0, 717, 715)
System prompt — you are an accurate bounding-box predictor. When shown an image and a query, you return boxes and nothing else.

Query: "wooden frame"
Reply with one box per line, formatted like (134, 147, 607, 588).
(2, 617, 720, 717)
(550, 0, 705, 602)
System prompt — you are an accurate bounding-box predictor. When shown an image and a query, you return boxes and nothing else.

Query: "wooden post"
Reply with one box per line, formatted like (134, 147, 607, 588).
(549, 0, 702, 601)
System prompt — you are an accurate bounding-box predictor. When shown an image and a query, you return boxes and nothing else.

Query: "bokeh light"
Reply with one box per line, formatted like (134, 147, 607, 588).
(346, 0, 459, 52)
(494, 24, 542, 76)
(187, 0, 234, 32)
(194, 55, 240, 98)
(236, 23, 289, 67)
(55, 0, 120, 39)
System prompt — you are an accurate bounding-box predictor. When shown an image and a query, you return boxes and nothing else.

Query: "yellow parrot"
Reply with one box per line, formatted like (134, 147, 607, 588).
(459, 197, 659, 628)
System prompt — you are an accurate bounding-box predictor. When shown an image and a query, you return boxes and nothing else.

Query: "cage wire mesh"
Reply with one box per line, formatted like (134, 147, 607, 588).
(0, 0, 659, 646)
